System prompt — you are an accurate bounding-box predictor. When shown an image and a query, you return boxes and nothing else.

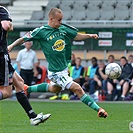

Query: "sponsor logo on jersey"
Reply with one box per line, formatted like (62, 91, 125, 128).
(47, 32, 65, 41)
(52, 39, 65, 51)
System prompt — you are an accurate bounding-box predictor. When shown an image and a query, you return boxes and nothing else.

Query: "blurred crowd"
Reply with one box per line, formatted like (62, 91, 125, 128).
(67, 54, 133, 101)
(13, 43, 133, 101)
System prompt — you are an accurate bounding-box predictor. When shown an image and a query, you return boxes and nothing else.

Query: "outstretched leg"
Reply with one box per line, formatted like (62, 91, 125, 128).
(24, 78, 108, 118)
(70, 82, 108, 118)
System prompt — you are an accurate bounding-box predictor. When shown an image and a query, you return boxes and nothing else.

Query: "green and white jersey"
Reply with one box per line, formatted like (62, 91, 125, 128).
(23, 24, 78, 72)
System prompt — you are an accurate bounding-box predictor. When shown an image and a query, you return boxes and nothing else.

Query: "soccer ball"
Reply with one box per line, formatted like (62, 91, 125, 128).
(105, 63, 122, 79)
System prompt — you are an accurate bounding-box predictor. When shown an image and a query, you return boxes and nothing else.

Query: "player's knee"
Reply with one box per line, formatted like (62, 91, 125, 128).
(13, 72, 24, 91)
(48, 84, 54, 92)
(18, 80, 24, 91)
(70, 83, 83, 95)
(49, 85, 61, 93)
(1, 87, 12, 98)
(14, 78, 24, 92)
(5, 90, 12, 98)
(74, 87, 83, 95)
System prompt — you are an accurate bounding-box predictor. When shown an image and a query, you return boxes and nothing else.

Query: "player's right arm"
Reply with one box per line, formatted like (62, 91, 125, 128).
(8, 27, 42, 52)
(8, 38, 24, 52)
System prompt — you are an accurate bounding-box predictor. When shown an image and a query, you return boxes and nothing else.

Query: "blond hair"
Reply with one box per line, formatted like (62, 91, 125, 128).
(48, 7, 62, 18)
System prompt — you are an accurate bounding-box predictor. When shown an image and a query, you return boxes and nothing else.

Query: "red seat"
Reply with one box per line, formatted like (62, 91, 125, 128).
(36, 66, 47, 84)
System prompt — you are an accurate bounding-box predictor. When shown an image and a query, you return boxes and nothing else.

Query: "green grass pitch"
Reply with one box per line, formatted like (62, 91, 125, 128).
(0, 100, 132, 133)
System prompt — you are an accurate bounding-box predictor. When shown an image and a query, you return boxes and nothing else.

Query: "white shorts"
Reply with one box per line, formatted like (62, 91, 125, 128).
(48, 68, 73, 90)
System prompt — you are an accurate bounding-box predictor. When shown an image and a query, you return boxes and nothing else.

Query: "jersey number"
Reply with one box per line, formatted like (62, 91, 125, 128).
(60, 76, 67, 83)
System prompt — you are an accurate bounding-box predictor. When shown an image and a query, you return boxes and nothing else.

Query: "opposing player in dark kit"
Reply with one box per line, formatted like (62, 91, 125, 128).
(0, 6, 51, 126)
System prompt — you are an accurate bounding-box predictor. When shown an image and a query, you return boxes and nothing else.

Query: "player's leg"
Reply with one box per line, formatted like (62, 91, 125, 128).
(0, 53, 13, 100)
(13, 71, 51, 125)
(48, 68, 108, 118)
(24, 82, 61, 96)
(25, 82, 62, 100)
(0, 86, 12, 100)
(48, 83, 62, 93)
(69, 82, 108, 118)
(23, 83, 48, 96)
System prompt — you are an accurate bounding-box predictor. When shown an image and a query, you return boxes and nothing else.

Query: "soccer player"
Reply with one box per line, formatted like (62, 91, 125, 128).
(0, 6, 51, 126)
(8, 8, 108, 118)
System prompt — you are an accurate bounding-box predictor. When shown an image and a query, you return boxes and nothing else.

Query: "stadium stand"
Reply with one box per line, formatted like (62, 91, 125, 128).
(7, 0, 48, 26)
(30, 11, 44, 20)
(72, 1, 87, 20)
(114, 1, 130, 20)
(25, 11, 45, 25)
(43, 0, 60, 20)
(58, 0, 76, 25)
(4, 0, 133, 27)
(59, 1, 74, 20)
(0, 0, 13, 7)
(86, 1, 101, 20)
(100, 1, 116, 20)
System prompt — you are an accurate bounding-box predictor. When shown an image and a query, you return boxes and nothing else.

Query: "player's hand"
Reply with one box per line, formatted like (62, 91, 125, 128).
(89, 34, 98, 39)
(7, 45, 13, 52)
(98, 108, 108, 118)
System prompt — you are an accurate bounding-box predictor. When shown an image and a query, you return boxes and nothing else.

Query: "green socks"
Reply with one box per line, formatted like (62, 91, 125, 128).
(28, 83, 49, 93)
(27, 84, 100, 112)
(80, 94, 100, 112)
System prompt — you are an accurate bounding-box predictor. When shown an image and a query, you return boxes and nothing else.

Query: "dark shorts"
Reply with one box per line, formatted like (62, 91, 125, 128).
(0, 52, 15, 86)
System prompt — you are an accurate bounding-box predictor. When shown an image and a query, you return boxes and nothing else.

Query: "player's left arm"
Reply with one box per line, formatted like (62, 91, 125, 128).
(74, 33, 98, 40)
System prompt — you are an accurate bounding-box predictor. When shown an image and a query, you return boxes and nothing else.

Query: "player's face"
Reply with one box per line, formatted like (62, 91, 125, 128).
(52, 12, 63, 28)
